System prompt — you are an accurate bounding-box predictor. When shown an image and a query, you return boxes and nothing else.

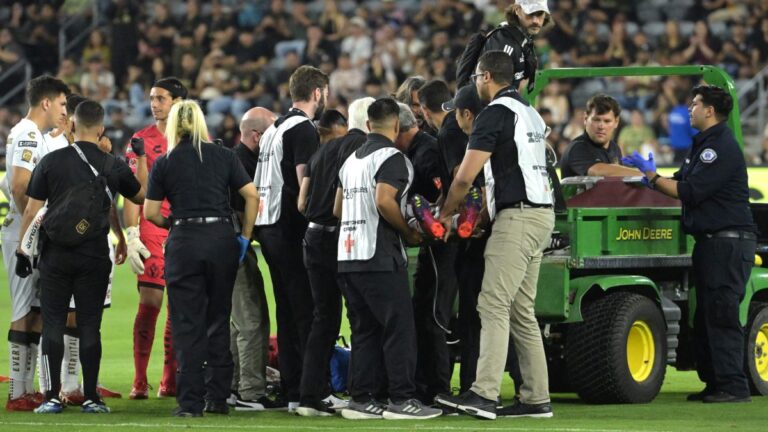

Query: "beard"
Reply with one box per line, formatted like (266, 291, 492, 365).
(314, 94, 327, 120)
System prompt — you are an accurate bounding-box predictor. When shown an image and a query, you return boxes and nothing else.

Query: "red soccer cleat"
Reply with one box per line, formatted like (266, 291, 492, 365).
(0, 376, 9, 383)
(60, 389, 85, 406)
(97, 385, 122, 399)
(129, 382, 149, 400)
(27, 392, 45, 405)
(157, 385, 176, 398)
(6, 396, 37, 411)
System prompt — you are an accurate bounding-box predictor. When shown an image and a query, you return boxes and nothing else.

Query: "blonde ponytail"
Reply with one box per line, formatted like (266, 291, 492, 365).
(165, 99, 209, 161)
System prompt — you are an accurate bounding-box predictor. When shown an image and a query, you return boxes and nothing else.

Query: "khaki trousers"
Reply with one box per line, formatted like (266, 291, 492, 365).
(470, 207, 554, 404)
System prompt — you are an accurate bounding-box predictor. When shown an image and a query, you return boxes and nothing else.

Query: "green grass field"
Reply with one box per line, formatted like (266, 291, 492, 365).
(0, 250, 767, 431)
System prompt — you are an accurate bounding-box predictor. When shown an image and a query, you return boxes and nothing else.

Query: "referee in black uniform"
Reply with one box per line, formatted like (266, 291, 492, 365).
(623, 85, 756, 403)
(144, 100, 259, 417)
(18, 100, 144, 413)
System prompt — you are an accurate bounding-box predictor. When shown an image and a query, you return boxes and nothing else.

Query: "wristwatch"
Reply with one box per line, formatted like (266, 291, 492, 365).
(648, 173, 661, 189)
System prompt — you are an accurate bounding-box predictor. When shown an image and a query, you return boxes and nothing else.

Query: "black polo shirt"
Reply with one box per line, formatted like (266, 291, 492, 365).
(147, 137, 252, 219)
(230, 142, 259, 213)
(406, 130, 442, 203)
(276, 108, 320, 207)
(437, 111, 469, 193)
(560, 133, 623, 178)
(304, 133, 349, 226)
(338, 133, 410, 273)
(27, 141, 140, 258)
(468, 87, 534, 209)
(335, 128, 368, 169)
(673, 122, 755, 235)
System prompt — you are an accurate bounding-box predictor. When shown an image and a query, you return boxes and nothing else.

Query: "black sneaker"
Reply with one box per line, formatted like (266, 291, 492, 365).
(296, 399, 336, 417)
(434, 390, 496, 420)
(686, 387, 715, 402)
(497, 399, 553, 418)
(702, 391, 752, 404)
(172, 406, 203, 417)
(204, 400, 230, 414)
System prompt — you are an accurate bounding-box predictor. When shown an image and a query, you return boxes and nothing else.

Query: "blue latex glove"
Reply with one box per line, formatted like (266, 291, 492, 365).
(621, 151, 656, 174)
(237, 235, 250, 263)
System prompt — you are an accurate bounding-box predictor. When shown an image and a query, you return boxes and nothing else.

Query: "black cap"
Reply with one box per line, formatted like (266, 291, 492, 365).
(442, 85, 483, 114)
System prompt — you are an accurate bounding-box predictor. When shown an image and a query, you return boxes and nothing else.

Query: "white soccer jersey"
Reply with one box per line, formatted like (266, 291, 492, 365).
(5, 118, 46, 221)
(337, 147, 413, 262)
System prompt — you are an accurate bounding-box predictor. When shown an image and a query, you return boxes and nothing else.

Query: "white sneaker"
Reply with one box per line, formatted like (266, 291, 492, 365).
(287, 401, 300, 413)
(323, 394, 349, 410)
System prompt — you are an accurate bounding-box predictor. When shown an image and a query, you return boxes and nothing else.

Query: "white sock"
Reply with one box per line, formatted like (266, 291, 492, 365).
(61, 335, 80, 393)
(28, 341, 39, 395)
(8, 341, 28, 399)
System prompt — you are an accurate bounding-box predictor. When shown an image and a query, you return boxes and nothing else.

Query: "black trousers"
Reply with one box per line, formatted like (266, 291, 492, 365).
(38, 245, 111, 402)
(412, 242, 459, 402)
(165, 223, 238, 413)
(456, 237, 486, 393)
(257, 220, 313, 401)
(299, 227, 343, 402)
(341, 268, 417, 403)
(692, 235, 755, 397)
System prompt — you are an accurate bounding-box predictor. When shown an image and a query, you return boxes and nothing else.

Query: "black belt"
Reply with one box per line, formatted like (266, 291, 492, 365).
(500, 201, 553, 211)
(308, 222, 337, 232)
(698, 230, 757, 241)
(172, 216, 232, 226)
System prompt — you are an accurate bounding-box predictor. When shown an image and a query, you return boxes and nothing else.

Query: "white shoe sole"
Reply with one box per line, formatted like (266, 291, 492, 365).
(296, 407, 334, 417)
(234, 405, 266, 412)
(459, 405, 497, 420)
(499, 412, 553, 419)
(341, 408, 383, 420)
(382, 410, 442, 420)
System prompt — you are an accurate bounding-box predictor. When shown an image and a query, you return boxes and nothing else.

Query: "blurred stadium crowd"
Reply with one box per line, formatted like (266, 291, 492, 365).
(1, 0, 768, 165)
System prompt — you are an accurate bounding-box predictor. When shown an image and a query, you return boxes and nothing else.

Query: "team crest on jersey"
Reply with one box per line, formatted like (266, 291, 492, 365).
(700, 148, 717, 163)
(21, 150, 33, 162)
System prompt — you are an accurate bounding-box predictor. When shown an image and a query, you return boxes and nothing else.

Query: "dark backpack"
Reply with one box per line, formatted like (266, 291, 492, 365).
(455, 25, 537, 90)
(42, 145, 114, 247)
(456, 28, 501, 88)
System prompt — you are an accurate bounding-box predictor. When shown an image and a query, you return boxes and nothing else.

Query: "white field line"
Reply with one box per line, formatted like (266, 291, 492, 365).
(0, 421, 672, 432)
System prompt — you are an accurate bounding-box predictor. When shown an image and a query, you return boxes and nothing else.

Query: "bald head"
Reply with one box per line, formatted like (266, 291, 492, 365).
(240, 107, 276, 150)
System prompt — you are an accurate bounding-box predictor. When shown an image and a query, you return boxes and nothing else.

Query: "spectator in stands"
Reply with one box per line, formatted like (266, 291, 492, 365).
(303, 25, 338, 68)
(618, 109, 657, 157)
(750, 17, 768, 70)
(455, 0, 485, 38)
(604, 18, 632, 66)
(104, 107, 134, 158)
(341, 17, 373, 69)
(106, 0, 140, 87)
(178, 0, 205, 33)
(318, 0, 348, 43)
(172, 31, 204, 79)
(259, 0, 293, 41)
(329, 53, 365, 104)
(572, 20, 607, 67)
(80, 55, 116, 102)
(658, 21, 685, 65)
(538, 81, 569, 128)
(215, 113, 240, 149)
(682, 20, 720, 65)
(666, 89, 698, 163)
(82, 30, 111, 68)
(0, 28, 24, 74)
(396, 23, 426, 76)
(23, 3, 59, 75)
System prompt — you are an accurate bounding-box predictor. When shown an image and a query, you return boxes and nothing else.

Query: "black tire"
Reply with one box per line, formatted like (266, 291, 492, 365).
(565, 292, 666, 404)
(745, 302, 768, 395)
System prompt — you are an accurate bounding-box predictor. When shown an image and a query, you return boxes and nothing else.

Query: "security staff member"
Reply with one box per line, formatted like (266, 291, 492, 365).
(560, 94, 641, 178)
(294, 97, 374, 417)
(456, 0, 551, 91)
(436, 51, 554, 420)
(18, 100, 144, 414)
(623, 85, 756, 403)
(334, 98, 440, 420)
(439, 84, 487, 394)
(229, 107, 277, 411)
(393, 101, 455, 403)
(144, 100, 258, 417)
(253, 65, 328, 408)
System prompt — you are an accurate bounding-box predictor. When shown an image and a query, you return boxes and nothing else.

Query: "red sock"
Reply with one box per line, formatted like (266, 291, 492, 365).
(160, 304, 176, 389)
(133, 303, 160, 387)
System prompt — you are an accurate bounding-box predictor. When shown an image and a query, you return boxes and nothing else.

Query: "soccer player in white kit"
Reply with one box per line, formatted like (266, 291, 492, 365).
(2, 76, 69, 411)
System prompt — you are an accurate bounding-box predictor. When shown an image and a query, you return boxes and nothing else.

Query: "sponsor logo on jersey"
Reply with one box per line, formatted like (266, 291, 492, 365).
(17, 140, 37, 148)
(28, 131, 36, 139)
(21, 150, 33, 162)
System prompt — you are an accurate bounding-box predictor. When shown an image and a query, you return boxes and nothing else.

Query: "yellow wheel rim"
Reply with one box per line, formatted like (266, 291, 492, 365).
(627, 320, 655, 382)
(756, 323, 768, 382)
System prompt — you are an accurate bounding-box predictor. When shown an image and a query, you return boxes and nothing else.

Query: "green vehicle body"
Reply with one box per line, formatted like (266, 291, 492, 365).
(524, 66, 768, 335)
